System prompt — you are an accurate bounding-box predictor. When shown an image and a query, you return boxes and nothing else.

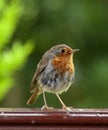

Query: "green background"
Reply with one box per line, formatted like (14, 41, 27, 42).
(0, 0, 108, 108)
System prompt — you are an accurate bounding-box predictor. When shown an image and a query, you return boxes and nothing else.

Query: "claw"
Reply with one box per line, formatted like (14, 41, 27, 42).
(41, 105, 54, 111)
(62, 106, 72, 112)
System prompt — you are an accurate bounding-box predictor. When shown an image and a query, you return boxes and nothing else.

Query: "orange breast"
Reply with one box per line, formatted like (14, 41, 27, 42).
(52, 55, 74, 75)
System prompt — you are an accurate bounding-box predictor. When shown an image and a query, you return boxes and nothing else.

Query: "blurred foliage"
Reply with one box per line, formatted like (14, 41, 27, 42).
(0, 0, 108, 108)
(0, 0, 22, 48)
(0, 0, 34, 101)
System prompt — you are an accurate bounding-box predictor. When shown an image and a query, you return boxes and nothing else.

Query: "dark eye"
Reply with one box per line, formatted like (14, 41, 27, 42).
(61, 49, 65, 53)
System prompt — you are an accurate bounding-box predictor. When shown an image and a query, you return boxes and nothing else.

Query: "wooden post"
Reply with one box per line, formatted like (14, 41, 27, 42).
(0, 108, 108, 129)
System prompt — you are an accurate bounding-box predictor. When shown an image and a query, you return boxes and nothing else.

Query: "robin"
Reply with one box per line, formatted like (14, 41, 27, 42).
(27, 44, 79, 111)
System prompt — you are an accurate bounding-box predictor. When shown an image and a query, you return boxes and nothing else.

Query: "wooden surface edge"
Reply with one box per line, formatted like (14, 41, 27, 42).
(0, 108, 108, 125)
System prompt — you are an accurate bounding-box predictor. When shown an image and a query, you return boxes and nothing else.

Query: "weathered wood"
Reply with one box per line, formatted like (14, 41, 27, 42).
(0, 108, 108, 129)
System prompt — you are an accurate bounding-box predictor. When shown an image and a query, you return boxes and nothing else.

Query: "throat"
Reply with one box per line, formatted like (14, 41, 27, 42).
(52, 56, 74, 75)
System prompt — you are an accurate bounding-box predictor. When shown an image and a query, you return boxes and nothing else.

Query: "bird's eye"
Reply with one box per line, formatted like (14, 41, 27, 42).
(61, 49, 65, 53)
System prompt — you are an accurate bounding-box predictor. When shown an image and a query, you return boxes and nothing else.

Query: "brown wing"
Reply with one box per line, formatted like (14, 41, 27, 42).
(30, 46, 57, 93)
(30, 50, 51, 93)
(30, 60, 46, 92)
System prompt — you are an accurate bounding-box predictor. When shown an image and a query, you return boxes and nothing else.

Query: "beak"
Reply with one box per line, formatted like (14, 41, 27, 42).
(72, 49, 80, 53)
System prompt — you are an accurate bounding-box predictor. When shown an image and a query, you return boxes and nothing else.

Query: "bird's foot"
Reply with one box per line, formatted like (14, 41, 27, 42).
(41, 105, 54, 111)
(62, 106, 73, 112)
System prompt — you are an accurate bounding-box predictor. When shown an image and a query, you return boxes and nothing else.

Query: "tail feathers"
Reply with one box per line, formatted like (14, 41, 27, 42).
(26, 88, 40, 105)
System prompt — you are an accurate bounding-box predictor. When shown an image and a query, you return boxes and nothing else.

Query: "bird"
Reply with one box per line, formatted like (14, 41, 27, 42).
(26, 44, 79, 111)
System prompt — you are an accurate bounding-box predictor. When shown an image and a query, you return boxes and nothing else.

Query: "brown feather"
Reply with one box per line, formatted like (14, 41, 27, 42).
(26, 88, 40, 105)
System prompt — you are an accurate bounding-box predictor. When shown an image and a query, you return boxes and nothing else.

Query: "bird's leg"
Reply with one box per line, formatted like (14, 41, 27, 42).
(43, 90, 48, 107)
(56, 93, 72, 112)
(41, 91, 54, 111)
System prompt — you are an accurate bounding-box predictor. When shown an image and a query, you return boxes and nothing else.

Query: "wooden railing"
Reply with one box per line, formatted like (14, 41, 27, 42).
(0, 108, 108, 129)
